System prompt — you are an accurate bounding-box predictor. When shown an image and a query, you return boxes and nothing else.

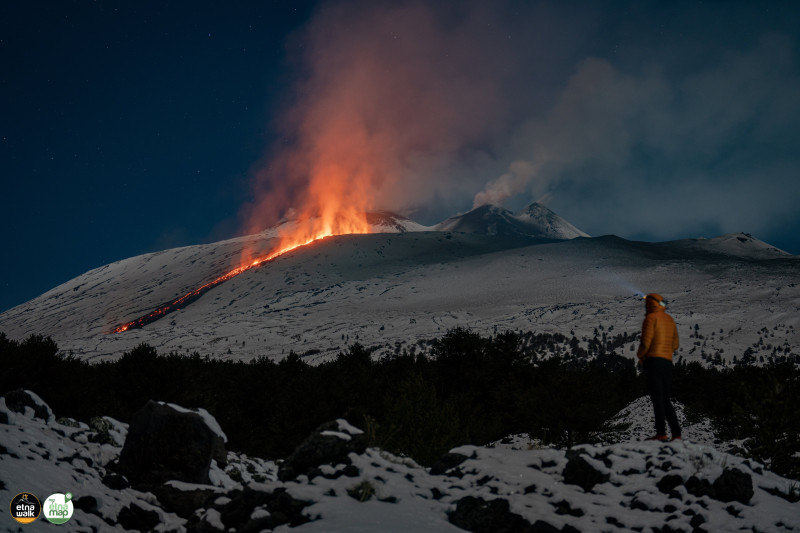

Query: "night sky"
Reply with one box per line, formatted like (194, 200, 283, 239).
(2, 0, 799, 314)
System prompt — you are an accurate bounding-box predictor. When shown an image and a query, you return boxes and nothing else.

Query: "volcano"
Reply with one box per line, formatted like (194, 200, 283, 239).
(108, 203, 583, 334)
(0, 203, 797, 363)
(436, 203, 589, 240)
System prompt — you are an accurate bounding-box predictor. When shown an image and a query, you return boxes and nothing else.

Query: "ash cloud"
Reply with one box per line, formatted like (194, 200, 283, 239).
(244, 0, 800, 249)
(505, 33, 800, 243)
(242, 0, 589, 231)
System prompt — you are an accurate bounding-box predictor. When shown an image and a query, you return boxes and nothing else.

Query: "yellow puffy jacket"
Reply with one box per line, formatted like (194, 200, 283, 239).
(637, 294, 679, 362)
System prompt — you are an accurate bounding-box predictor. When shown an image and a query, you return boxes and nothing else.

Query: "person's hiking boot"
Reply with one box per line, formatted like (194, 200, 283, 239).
(670, 436, 682, 442)
(645, 434, 669, 442)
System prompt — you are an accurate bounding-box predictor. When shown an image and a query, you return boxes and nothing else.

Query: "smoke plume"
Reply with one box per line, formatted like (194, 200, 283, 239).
(242, 0, 525, 233)
(242, 0, 800, 248)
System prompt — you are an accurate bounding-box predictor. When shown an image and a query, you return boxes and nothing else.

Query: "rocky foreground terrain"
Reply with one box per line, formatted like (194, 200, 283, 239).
(1, 390, 798, 532)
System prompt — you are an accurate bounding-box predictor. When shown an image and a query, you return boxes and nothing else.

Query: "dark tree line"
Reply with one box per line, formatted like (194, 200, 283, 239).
(1, 329, 797, 479)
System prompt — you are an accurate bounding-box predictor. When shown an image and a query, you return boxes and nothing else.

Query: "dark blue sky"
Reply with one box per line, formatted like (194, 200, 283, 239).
(1, 1, 316, 312)
(2, 1, 799, 314)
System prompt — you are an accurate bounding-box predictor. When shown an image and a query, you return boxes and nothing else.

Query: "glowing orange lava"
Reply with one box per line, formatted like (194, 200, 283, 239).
(113, 112, 383, 334)
(111, 207, 372, 333)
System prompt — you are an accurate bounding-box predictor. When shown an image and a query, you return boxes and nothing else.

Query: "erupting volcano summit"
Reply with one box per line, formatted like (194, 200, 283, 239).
(111, 210, 380, 333)
(1, 202, 795, 365)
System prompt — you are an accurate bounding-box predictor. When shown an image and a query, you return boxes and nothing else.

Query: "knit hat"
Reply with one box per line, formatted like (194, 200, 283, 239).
(645, 293, 667, 312)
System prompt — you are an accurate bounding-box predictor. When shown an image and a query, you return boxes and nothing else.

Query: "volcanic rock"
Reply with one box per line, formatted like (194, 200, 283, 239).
(657, 474, 685, 494)
(3, 389, 53, 422)
(193, 486, 311, 532)
(117, 502, 160, 532)
(712, 468, 754, 504)
(116, 400, 226, 485)
(685, 475, 716, 499)
(430, 452, 470, 476)
(563, 448, 610, 492)
(448, 496, 535, 533)
(151, 484, 218, 520)
(72, 495, 99, 514)
(277, 419, 367, 481)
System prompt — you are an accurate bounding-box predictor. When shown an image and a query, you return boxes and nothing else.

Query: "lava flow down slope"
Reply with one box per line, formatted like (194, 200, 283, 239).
(110, 210, 377, 333)
(0, 203, 798, 363)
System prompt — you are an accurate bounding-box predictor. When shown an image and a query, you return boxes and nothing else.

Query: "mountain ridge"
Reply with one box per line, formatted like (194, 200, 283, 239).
(0, 203, 797, 363)
(434, 202, 590, 240)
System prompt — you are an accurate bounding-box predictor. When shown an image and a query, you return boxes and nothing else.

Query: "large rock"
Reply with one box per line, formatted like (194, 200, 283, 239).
(563, 449, 610, 492)
(184, 487, 311, 532)
(151, 484, 218, 519)
(685, 475, 716, 499)
(430, 452, 470, 476)
(3, 389, 53, 422)
(117, 401, 226, 485)
(217, 487, 310, 531)
(117, 503, 160, 532)
(278, 419, 367, 481)
(448, 496, 543, 533)
(713, 468, 754, 504)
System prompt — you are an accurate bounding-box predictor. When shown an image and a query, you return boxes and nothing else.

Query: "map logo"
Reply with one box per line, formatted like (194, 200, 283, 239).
(44, 492, 74, 525)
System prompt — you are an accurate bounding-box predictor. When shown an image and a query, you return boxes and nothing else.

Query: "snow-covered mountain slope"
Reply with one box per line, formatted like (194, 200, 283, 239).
(366, 211, 434, 233)
(0, 208, 797, 364)
(667, 233, 791, 259)
(2, 393, 798, 533)
(515, 202, 590, 239)
(435, 203, 589, 239)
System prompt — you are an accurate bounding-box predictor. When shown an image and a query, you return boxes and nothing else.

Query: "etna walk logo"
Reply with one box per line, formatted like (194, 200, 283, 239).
(9, 492, 41, 524)
(43, 492, 74, 525)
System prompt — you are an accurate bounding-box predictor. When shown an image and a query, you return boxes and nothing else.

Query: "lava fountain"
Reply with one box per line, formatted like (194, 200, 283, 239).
(113, 0, 436, 333)
(111, 162, 377, 334)
(110, 207, 372, 333)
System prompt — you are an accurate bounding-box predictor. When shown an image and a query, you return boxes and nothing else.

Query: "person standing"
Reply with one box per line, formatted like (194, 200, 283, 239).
(637, 293, 681, 441)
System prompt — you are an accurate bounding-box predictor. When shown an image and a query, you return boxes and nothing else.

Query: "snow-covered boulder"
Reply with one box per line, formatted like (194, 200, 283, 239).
(2, 389, 54, 423)
(278, 418, 367, 481)
(1, 390, 797, 532)
(116, 400, 227, 485)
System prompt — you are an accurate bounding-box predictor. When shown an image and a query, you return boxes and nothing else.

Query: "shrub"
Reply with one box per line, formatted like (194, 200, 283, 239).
(1, 329, 797, 478)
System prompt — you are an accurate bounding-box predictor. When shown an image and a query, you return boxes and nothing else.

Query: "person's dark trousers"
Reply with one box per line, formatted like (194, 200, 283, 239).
(644, 357, 681, 438)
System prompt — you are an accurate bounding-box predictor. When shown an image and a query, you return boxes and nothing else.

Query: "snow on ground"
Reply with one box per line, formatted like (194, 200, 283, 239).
(487, 396, 720, 452)
(0, 396, 185, 532)
(1, 393, 798, 533)
(1, 230, 797, 366)
(0, 202, 797, 364)
(596, 396, 718, 448)
(0, 393, 271, 532)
